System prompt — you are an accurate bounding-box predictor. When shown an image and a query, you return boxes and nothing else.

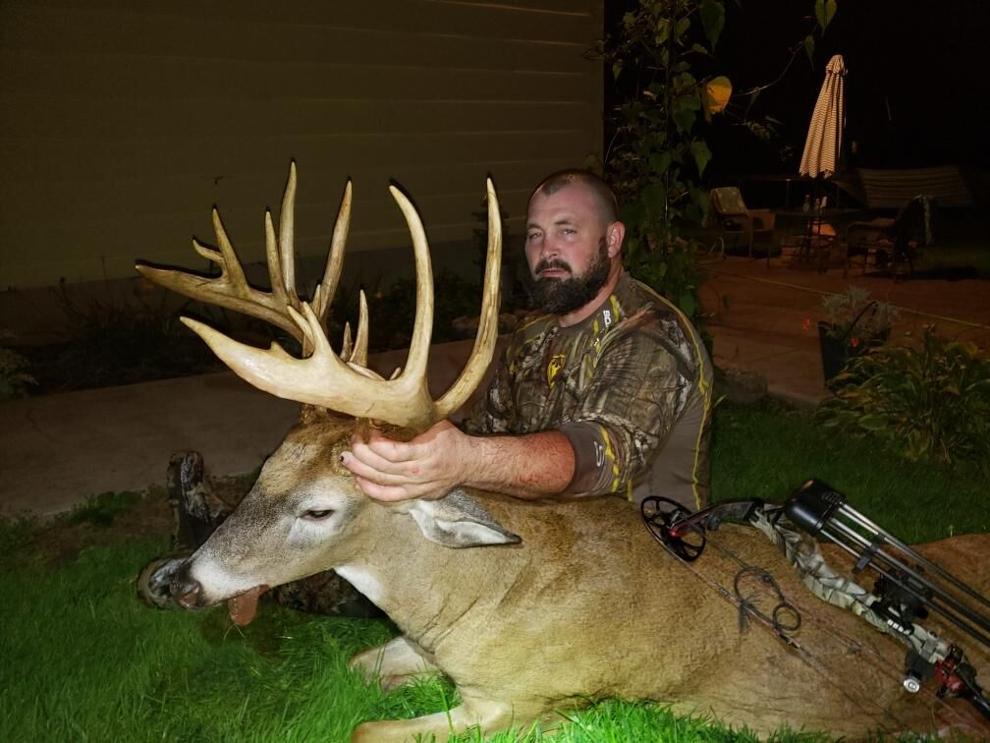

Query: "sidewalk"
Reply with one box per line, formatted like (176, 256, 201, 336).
(2, 259, 988, 517)
(0, 340, 489, 517)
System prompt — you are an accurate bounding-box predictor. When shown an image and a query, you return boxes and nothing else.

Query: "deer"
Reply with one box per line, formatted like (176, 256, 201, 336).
(136, 163, 990, 742)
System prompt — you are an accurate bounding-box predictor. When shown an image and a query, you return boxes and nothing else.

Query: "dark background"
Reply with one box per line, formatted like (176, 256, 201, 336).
(607, 0, 990, 178)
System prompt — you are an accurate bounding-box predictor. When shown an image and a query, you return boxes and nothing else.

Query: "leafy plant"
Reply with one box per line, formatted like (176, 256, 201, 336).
(596, 0, 731, 318)
(0, 331, 36, 399)
(817, 328, 990, 470)
(19, 279, 238, 393)
(337, 270, 488, 352)
(820, 286, 898, 343)
(67, 490, 144, 527)
(596, 1, 837, 319)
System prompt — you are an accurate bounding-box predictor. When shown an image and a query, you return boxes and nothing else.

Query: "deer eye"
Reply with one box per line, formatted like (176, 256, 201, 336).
(302, 508, 335, 521)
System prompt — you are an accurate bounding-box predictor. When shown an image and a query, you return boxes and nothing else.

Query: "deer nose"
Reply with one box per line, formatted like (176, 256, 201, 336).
(170, 563, 202, 609)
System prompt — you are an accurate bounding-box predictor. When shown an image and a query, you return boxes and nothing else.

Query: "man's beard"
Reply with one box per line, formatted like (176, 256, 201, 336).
(531, 239, 611, 316)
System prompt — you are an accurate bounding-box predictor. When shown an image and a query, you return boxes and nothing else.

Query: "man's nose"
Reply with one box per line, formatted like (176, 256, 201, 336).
(538, 236, 560, 259)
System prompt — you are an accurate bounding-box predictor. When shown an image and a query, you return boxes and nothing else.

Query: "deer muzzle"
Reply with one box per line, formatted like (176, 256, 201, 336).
(170, 561, 203, 609)
(168, 559, 270, 625)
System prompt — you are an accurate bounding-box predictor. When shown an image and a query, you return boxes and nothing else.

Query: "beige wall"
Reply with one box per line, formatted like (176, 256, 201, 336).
(0, 0, 603, 289)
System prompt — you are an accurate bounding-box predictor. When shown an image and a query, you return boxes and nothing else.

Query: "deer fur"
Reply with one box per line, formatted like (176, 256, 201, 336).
(172, 410, 990, 742)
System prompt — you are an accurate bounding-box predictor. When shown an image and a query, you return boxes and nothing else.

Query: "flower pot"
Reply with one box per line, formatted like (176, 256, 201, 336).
(818, 321, 889, 385)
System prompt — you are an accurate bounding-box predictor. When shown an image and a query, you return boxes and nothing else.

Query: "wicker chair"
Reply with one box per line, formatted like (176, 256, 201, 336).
(709, 187, 776, 258)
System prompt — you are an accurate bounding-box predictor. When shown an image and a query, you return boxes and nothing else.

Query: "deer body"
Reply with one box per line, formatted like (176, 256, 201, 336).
(139, 166, 988, 741)
(175, 415, 989, 742)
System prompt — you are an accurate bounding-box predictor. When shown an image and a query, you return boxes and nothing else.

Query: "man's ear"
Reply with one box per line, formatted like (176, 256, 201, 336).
(606, 221, 625, 258)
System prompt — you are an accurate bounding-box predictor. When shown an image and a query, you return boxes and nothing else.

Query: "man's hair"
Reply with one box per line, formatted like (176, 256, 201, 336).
(530, 169, 619, 223)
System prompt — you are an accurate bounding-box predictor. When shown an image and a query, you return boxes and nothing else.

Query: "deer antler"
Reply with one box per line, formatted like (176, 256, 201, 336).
(136, 162, 363, 360)
(138, 164, 502, 431)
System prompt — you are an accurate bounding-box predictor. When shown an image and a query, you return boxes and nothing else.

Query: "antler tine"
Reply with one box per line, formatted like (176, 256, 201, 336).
(313, 180, 352, 327)
(153, 168, 502, 432)
(135, 206, 305, 343)
(279, 161, 300, 306)
(388, 185, 434, 395)
(264, 209, 289, 307)
(434, 178, 502, 419)
(180, 302, 437, 428)
(350, 289, 369, 367)
(205, 207, 247, 290)
(340, 321, 353, 361)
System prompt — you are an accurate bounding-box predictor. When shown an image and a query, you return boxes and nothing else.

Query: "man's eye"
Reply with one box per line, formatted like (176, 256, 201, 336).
(303, 509, 335, 521)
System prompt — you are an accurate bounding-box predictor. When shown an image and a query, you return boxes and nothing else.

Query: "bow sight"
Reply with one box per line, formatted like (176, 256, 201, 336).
(641, 479, 990, 721)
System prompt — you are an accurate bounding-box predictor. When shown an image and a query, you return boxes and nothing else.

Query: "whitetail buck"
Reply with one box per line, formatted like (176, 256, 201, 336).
(136, 164, 989, 742)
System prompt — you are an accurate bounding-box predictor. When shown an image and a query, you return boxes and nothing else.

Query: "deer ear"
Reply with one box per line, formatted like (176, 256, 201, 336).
(408, 490, 521, 548)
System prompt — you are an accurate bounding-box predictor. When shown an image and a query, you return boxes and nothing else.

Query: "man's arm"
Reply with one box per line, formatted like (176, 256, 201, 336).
(340, 420, 575, 502)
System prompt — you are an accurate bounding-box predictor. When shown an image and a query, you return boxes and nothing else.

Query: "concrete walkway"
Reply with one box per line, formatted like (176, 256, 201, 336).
(2, 259, 988, 516)
(0, 340, 490, 516)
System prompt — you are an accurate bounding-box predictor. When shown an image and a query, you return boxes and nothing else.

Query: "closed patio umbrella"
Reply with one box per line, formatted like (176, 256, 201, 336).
(800, 54, 847, 178)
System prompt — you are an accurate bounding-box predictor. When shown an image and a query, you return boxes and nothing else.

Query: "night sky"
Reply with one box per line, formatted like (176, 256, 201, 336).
(608, 1, 990, 177)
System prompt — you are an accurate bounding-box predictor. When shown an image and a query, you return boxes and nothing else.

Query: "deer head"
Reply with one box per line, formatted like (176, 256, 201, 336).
(136, 163, 517, 616)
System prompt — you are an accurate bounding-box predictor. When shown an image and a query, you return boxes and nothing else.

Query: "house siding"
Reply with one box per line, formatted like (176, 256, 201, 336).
(0, 0, 603, 287)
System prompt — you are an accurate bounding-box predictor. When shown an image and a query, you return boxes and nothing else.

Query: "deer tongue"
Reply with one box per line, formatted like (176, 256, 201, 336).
(227, 585, 269, 626)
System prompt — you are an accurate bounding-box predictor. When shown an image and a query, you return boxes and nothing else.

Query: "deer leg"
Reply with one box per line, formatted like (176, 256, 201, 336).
(351, 695, 519, 743)
(349, 636, 440, 690)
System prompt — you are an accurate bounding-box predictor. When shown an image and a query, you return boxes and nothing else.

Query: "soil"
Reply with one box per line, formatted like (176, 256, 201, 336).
(20, 494, 173, 569)
(14, 476, 254, 569)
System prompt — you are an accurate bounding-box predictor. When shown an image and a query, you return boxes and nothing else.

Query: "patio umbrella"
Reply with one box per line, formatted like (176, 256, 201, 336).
(799, 54, 847, 178)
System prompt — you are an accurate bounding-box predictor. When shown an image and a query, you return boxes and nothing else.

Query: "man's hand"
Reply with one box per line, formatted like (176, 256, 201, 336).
(341, 420, 469, 502)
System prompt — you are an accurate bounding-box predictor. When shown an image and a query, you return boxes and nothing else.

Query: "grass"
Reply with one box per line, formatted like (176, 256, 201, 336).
(1, 402, 986, 742)
(709, 400, 989, 542)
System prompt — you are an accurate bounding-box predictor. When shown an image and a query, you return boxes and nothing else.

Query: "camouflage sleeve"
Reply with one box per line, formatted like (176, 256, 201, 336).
(559, 328, 683, 497)
(460, 355, 514, 435)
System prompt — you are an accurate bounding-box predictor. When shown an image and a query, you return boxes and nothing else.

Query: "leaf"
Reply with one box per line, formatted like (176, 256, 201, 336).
(612, 62, 623, 81)
(703, 75, 732, 116)
(700, 0, 726, 48)
(649, 151, 673, 175)
(690, 140, 712, 176)
(803, 35, 815, 65)
(673, 107, 697, 134)
(678, 291, 697, 318)
(856, 414, 888, 432)
(815, 0, 837, 30)
(655, 18, 670, 45)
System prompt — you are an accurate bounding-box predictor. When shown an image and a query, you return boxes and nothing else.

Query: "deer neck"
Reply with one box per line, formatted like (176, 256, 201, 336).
(335, 504, 523, 652)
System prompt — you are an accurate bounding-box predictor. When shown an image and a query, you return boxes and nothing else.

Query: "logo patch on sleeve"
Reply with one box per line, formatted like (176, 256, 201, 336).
(546, 353, 566, 388)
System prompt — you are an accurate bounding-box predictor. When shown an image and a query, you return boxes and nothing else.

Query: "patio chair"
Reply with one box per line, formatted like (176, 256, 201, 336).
(709, 187, 776, 258)
(844, 195, 936, 277)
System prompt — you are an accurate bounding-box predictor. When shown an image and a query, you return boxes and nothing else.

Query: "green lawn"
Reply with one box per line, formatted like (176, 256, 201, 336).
(1, 402, 986, 742)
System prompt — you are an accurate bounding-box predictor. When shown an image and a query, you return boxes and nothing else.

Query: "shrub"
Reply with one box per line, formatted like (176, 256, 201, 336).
(819, 286, 898, 342)
(817, 327, 990, 470)
(0, 331, 36, 399)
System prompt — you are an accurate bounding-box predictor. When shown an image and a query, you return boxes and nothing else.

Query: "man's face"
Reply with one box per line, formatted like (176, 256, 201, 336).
(525, 184, 616, 315)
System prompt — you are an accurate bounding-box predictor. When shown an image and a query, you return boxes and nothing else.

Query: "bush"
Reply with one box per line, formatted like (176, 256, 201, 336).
(817, 328, 990, 470)
(0, 342, 36, 399)
(819, 286, 897, 341)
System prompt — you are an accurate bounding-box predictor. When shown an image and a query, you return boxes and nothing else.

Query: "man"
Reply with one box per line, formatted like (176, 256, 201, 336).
(341, 169, 712, 511)
(138, 169, 712, 613)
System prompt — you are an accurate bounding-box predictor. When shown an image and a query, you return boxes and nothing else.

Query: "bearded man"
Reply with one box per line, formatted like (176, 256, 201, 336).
(342, 169, 713, 511)
(139, 168, 713, 613)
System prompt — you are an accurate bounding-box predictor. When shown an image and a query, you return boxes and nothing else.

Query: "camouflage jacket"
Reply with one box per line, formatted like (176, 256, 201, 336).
(463, 271, 712, 505)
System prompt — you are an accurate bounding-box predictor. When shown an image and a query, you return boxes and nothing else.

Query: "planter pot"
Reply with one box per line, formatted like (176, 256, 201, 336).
(818, 321, 889, 385)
